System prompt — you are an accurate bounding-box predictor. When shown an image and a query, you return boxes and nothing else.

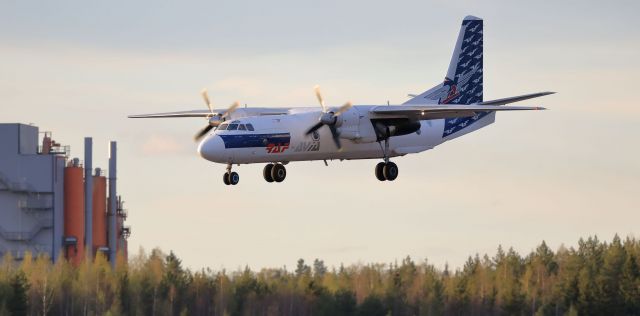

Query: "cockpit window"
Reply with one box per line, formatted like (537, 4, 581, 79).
(218, 123, 253, 132)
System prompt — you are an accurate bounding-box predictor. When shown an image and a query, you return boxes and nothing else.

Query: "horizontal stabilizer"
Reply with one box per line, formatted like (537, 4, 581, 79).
(479, 92, 555, 105)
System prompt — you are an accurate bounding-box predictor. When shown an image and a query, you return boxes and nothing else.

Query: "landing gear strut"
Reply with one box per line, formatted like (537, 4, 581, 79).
(223, 164, 239, 185)
(263, 163, 286, 183)
(375, 139, 398, 181)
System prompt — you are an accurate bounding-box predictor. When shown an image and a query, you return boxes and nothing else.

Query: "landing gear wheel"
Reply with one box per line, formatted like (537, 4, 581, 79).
(223, 172, 231, 185)
(229, 172, 239, 185)
(271, 164, 287, 182)
(375, 162, 386, 181)
(383, 162, 398, 181)
(263, 164, 274, 182)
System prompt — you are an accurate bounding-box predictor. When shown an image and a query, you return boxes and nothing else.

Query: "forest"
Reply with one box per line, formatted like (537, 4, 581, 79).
(0, 235, 639, 316)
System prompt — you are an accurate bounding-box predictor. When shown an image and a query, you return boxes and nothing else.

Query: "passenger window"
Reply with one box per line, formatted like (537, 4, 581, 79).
(246, 124, 255, 131)
(217, 124, 228, 130)
(227, 124, 238, 131)
(238, 124, 246, 131)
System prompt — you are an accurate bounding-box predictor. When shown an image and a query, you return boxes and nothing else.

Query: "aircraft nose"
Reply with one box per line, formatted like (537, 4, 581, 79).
(197, 135, 225, 162)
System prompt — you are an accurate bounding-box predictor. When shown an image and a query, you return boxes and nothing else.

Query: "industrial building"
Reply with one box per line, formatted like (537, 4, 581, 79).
(0, 123, 129, 265)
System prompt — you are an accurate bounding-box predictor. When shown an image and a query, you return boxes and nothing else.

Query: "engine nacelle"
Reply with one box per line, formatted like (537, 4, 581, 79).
(335, 108, 420, 144)
(338, 108, 379, 143)
(371, 118, 421, 141)
(335, 108, 360, 140)
(338, 129, 361, 140)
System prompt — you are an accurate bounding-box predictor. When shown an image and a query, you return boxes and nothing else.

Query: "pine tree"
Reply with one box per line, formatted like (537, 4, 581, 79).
(620, 252, 640, 314)
(295, 259, 310, 277)
(118, 272, 132, 314)
(525, 241, 558, 315)
(576, 236, 604, 314)
(357, 295, 386, 316)
(598, 234, 626, 314)
(162, 251, 189, 315)
(313, 259, 327, 279)
(333, 289, 356, 316)
(8, 271, 29, 316)
(497, 248, 525, 315)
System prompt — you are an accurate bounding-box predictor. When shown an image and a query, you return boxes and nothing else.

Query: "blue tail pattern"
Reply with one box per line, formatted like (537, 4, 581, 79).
(441, 17, 488, 137)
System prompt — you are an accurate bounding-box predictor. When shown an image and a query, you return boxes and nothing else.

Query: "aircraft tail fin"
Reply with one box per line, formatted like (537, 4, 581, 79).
(404, 16, 484, 105)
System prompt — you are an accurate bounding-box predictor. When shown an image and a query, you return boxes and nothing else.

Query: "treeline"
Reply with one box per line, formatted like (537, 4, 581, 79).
(0, 235, 639, 315)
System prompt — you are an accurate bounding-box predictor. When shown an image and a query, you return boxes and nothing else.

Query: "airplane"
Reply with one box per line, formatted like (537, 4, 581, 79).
(129, 16, 552, 185)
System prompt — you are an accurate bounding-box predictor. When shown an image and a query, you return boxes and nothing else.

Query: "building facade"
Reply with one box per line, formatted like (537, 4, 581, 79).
(0, 123, 129, 264)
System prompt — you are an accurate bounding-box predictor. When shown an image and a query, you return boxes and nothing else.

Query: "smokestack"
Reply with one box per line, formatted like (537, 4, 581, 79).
(84, 137, 93, 259)
(108, 141, 117, 266)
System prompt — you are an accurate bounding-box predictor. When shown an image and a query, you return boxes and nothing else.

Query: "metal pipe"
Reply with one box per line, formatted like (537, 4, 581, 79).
(108, 141, 117, 266)
(84, 137, 93, 259)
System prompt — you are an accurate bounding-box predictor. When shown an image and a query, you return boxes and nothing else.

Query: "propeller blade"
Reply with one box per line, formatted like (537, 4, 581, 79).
(221, 101, 240, 119)
(329, 125, 342, 150)
(194, 124, 214, 141)
(334, 101, 353, 116)
(201, 88, 213, 114)
(305, 122, 324, 135)
(314, 85, 326, 112)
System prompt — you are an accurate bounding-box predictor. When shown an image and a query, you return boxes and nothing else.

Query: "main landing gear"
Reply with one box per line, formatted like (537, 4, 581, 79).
(375, 138, 399, 181)
(263, 163, 287, 183)
(375, 161, 398, 181)
(223, 164, 239, 185)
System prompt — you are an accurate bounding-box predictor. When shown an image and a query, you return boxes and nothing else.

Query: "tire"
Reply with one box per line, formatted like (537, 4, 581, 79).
(271, 164, 287, 182)
(223, 172, 231, 185)
(375, 162, 386, 181)
(263, 164, 274, 182)
(229, 172, 239, 185)
(383, 162, 398, 181)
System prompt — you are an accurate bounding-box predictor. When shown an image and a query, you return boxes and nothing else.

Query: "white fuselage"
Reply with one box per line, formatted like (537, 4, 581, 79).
(196, 105, 491, 165)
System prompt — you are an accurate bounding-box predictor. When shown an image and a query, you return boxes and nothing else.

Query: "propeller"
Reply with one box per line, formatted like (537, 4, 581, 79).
(305, 86, 352, 150)
(194, 89, 240, 141)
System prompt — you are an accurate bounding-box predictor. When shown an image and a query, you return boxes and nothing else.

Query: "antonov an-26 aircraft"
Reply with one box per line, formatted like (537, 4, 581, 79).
(130, 16, 552, 185)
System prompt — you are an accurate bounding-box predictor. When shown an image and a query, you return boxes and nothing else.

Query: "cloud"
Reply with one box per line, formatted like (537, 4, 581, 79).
(141, 135, 188, 155)
(209, 77, 268, 99)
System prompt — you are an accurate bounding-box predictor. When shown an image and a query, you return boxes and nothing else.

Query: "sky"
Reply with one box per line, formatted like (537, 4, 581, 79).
(1, 0, 639, 271)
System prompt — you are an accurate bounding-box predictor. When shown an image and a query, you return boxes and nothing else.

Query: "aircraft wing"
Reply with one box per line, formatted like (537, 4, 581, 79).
(128, 108, 291, 118)
(370, 104, 545, 120)
(129, 109, 214, 118)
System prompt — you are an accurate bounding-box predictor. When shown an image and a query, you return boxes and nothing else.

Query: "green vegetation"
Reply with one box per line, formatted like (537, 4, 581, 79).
(0, 235, 639, 315)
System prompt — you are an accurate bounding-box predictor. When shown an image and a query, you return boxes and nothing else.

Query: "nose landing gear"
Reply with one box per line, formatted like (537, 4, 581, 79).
(263, 163, 286, 183)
